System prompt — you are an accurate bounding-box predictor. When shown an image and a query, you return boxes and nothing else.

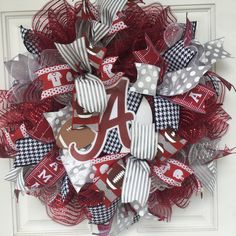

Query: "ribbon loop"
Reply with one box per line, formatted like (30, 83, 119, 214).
(91, 21, 110, 45)
(55, 37, 91, 72)
(100, 0, 128, 27)
(130, 121, 157, 161)
(5, 167, 28, 192)
(75, 75, 107, 113)
(130, 63, 160, 96)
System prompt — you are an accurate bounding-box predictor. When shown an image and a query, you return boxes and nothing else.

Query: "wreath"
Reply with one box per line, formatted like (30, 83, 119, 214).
(0, 0, 235, 235)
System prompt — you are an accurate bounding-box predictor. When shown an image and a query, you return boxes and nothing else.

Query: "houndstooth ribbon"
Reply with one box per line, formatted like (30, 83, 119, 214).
(130, 37, 230, 97)
(155, 38, 231, 97)
(121, 121, 158, 206)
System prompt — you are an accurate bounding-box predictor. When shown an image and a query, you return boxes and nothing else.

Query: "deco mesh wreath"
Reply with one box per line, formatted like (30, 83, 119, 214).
(0, 0, 235, 235)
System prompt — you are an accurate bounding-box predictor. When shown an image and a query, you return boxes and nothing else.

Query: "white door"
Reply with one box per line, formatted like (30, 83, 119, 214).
(1, 0, 236, 235)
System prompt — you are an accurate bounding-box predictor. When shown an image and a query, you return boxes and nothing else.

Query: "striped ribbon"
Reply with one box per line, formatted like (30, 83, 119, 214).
(5, 167, 28, 192)
(77, 0, 128, 45)
(188, 139, 218, 193)
(56, 37, 107, 114)
(91, 21, 110, 45)
(55, 37, 91, 72)
(122, 121, 158, 206)
(130, 121, 157, 160)
(100, 0, 127, 28)
(122, 157, 151, 206)
(75, 74, 107, 113)
(55, 0, 128, 118)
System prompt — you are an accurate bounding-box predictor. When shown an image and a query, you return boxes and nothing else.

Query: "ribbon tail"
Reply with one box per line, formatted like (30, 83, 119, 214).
(121, 158, 151, 206)
(55, 37, 91, 72)
(5, 167, 28, 192)
(100, 0, 128, 27)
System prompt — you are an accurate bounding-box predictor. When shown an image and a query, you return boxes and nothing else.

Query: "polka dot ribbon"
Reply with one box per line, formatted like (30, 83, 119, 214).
(157, 38, 231, 97)
(132, 38, 231, 97)
(130, 63, 160, 96)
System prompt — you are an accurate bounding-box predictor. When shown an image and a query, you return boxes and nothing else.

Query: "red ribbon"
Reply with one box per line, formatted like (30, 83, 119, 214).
(25, 147, 65, 188)
(169, 84, 215, 114)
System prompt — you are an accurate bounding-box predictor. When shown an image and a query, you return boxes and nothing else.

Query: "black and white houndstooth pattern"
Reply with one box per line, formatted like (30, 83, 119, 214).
(103, 128, 123, 154)
(207, 75, 220, 96)
(20, 26, 40, 56)
(60, 175, 70, 201)
(154, 96, 180, 131)
(127, 89, 143, 113)
(102, 88, 143, 154)
(88, 198, 120, 224)
(163, 40, 196, 72)
(14, 138, 54, 168)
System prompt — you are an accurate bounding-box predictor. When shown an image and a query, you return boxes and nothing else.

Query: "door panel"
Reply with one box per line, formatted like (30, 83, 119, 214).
(0, 0, 236, 235)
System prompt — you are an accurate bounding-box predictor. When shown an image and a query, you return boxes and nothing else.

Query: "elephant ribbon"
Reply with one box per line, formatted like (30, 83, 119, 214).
(153, 159, 194, 187)
(121, 121, 158, 206)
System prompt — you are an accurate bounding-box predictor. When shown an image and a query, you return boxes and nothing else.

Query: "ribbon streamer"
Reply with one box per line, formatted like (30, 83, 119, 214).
(157, 65, 210, 96)
(188, 139, 218, 193)
(122, 157, 151, 206)
(61, 150, 94, 193)
(122, 121, 157, 206)
(130, 121, 157, 160)
(5, 167, 28, 192)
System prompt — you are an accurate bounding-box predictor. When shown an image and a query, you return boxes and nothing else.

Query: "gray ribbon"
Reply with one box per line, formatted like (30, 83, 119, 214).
(188, 138, 219, 193)
(5, 167, 28, 192)
(78, 0, 128, 46)
(55, 0, 129, 114)
(55, 37, 107, 114)
(121, 121, 158, 206)
(155, 38, 231, 97)
(61, 149, 93, 193)
(130, 63, 160, 96)
(157, 64, 210, 96)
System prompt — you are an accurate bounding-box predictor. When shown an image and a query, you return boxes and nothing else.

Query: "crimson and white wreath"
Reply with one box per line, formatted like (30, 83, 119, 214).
(0, 0, 235, 235)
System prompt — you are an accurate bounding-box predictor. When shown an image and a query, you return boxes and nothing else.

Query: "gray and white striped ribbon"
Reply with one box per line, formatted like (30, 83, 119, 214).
(56, 37, 107, 114)
(122, 157, 151, 206)
(100, 0, 127, 27)
(188, 139, 218, 193)
(130, 121, 158, 161)
(5, 167, 28, 192)
(76, 19, 91, 39)
(91, 21, 110, 45)
(75, 74, 107, 113)
(122, 121, 157, 206)
(55, 37, 91, 72)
